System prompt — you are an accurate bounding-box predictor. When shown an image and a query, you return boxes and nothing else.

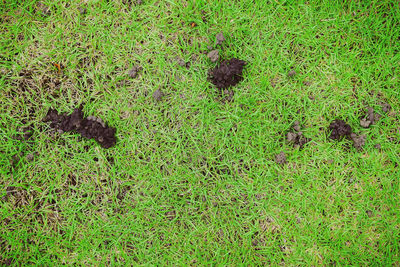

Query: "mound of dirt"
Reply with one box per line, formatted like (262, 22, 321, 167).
(209, 58, 246, 89)
(328, 119, 352, 140)
(328, 119, 366, 150)
(43, 107, 116, 148)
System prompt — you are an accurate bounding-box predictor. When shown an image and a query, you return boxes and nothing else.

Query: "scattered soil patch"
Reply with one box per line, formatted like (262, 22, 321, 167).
(128, 66, 142, 78)
(153, 88, 164, 101)
(275, 151, 287, 165)
(287, 121, 310, 149)
(78, 7, 87, 15)
(381, 102, 391, 113)
(328, 119, 366, 150)
(43, 107, 116, 148)
(360, 107, 381, 128)
(176, 57, 189, 68)
(288, 70, 296, 77)
(350, 133, 366, 150)
(209, 58, 246, 89)
(207, 50, 219, 62)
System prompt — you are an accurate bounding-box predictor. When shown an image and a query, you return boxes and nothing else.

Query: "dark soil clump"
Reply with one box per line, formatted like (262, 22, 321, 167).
(328, 119, 352, 140)
(209, 58, 246, 89)
(328, 119, 367, 150)
(43, 107, 116, 148)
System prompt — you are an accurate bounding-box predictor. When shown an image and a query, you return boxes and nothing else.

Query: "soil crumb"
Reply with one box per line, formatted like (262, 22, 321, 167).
(78, 7, 87, 15)
(176, 57, 189, 68)
(288, 70, 296, 77)
(153, 88, 164, 101)
(275, 151, 287, 165)
(43, 107, 116, 148)
(287, 121, 310, 149)
(216, 32, 225, 45)
(381, 103, 391, 113)
(128, 66, 142, 78)
(350, 133, 366, 150)
(207, 50, 219, 62)
(360, 107, 381, 128)
(328, 119, 352, 140)
(209, 58, 246, 89)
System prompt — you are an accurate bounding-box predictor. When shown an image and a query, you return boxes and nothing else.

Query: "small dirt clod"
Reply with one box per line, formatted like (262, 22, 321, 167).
(275, 151, 287, 165)
(153, 89, 164, 101)
(288, 70, 296, 77)
(176, 57, 187, 67)
(207, 50, 219, 62)
(216, 32, 225, 45)
(128, 66, 142, 78)
(360, 107, 380, 128)
(287, 121, 310, 149)
(381, 103, 391, 113)
(26, 153, 34, 162)
(78, 7, 87, 15)
(350, 133, 366, 150)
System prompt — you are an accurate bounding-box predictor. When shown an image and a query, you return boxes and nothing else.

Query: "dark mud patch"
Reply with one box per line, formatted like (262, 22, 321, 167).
(287, 121, 310, 149)
(43, 107, 116, 148)
(209, 58, 246, 89)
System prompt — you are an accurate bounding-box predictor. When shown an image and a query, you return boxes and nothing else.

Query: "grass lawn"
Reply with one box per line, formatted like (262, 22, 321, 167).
(1, 0, 400, 265)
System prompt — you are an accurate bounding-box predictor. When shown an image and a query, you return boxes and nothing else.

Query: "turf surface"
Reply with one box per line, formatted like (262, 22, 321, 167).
(1, 0, 399, 265)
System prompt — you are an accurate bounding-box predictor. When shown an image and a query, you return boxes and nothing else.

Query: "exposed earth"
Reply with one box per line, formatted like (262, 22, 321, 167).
(209, 58, 247, 89)
(43, 107, 116, 148)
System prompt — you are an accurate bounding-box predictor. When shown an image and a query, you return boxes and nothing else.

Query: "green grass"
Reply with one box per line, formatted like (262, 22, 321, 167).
(1, 0, 400, 265)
